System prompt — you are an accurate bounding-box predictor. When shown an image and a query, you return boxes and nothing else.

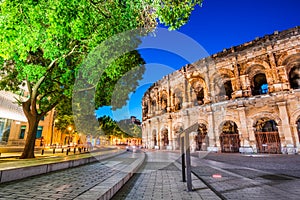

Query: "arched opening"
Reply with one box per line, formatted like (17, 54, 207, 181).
(252, 73, 268, 96)
(214, 75, 233, 101)
(152, 130, 157, 147)
(173, 89, 183, 111)
(191, 80, 205, 105)
(161, 93, 168, 113)
(195, 124, 208, 151)
(289, 65, 300, 89)
(174, 125, 183, 150)
(219, 121, 240, 153)
(196, 88, 204, 105)
(151, 99, 156, 113)
(142, 101, 148, 118)
(224, 80, 233, 99)
(254, 118, 281, 154)
(297, 118, 300, 143)
(161, 128, 169, 147)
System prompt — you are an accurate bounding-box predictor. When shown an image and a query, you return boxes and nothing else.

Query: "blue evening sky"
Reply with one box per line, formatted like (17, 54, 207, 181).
(96, 0, 300, 121)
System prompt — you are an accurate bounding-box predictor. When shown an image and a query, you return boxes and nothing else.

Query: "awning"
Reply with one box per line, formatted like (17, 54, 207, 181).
(0, 91, 27, 122)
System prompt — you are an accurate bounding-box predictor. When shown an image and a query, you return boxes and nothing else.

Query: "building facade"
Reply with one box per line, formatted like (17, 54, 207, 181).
(0, 90, 55, 148)
(142, 27, 300, 154)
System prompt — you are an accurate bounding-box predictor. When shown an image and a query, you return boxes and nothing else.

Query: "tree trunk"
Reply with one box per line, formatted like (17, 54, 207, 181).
(20, 116, 40, 159)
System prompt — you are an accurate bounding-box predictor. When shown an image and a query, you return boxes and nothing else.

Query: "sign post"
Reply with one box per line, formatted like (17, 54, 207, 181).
(179, 123, 199, 192)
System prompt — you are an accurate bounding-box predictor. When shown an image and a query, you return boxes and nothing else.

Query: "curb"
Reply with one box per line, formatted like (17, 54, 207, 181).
(74, 151, 146, 200)
(0, 150, 126, 183)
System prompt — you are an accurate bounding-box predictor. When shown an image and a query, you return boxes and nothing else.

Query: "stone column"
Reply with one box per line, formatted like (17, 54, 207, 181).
(277, 102, 293, 146)
(183, 80, 190, 108)
(207, 107, 217, 151)
(167, 117, 173, 150)
(291, 124, 300, 151)
(148, 121, 152, 148)
(268, 52, 279, 83)
(237, 107, 249, 146)
(157, 119, 162, 149)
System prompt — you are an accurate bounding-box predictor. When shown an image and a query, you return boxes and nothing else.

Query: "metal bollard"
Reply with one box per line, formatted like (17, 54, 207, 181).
(73, 147, 76, 154)
(41, 149, 44, 155)
(53, 148, 56, 154)
(62, 148, 64, 153)
(66, 149, 69, 155)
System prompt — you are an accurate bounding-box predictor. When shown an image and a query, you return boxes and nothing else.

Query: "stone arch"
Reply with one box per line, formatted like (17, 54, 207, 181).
(290, 109, 300, 125)
(195, 123, 209, 151)
(244, 63, 270, 96)
(250, 112, 282, 127)
(290, 109, 300, 144)
(219, 120, 240, 153)
(173, 122, 184, 150)
(188, 77, 208, 105)
(172, 88, 183, 111)
(210, 69, 234, 101)
(243, 60, 272, 75)
(160, 90, 168, 113)
(253, 117, 281, 154)
(278, 52, 300, 68)
(142, 97, 149, 118)
(281, 54, 300, 89)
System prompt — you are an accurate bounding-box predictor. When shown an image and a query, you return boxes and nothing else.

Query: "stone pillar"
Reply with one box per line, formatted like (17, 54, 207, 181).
(277, 102, 293, 146)
(268, 53, 279, 83)
(207, 108, 217, 151)
(157, 119, 162, 149)
(167, 117, 173, 150)
(291, 124, 300, 151)
(237, 107, 249, 146)
(183, 80, 190, 108)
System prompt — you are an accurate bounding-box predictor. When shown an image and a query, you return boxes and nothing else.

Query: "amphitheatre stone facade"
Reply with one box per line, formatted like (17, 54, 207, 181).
(142, 26, 300, 154)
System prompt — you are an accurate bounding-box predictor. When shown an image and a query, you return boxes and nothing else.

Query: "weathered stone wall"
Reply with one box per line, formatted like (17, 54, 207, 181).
(142, 26, 300, 153)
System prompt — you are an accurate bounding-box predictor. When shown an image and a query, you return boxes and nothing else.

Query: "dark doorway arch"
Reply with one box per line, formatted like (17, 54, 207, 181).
(254, 118, 281, 154)
(161, 128, 169, 147)
(195, 124, 208, 151)
(161, 93, 168, 113)
(224, 80, 233, 99)
(289, 65, 300, 89)
(252, 73, 268, 96)
(219, 121, 240, 153)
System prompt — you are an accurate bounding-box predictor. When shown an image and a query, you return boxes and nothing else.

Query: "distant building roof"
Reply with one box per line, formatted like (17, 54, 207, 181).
(0, 91, 27, 122)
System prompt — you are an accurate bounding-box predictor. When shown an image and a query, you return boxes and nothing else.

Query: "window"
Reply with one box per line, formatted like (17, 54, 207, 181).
(19, 126, 26, 139)
(252, 73, 268, 96)
(36, 126, 43, 139)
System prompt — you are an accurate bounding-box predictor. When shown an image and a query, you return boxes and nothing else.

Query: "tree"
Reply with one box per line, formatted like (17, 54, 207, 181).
(0, 0, 203, 158)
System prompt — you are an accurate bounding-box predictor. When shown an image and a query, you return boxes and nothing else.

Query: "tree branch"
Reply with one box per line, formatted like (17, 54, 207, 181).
(89, 0, 111, 18)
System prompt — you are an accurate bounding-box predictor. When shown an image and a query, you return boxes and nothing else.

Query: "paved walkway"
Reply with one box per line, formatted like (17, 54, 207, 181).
(0, 146, 118, 170)
(112, 151, 221, 200)
(0, 151, 144, 200)
(191, 152, 300, 200)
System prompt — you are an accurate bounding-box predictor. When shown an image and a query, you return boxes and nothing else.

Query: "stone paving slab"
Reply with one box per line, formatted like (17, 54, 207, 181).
(0, 148, 125, 183)
(112, 151, 221, 200)
(0, 152, 145, 200)
(190, 153, 300, 200)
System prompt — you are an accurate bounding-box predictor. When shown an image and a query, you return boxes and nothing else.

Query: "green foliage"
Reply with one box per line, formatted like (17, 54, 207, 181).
(54, 98, 75, 133)
(98, 115, 131, 138)
(145, 0, 203, 30)
(0, 0, 202, 158)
